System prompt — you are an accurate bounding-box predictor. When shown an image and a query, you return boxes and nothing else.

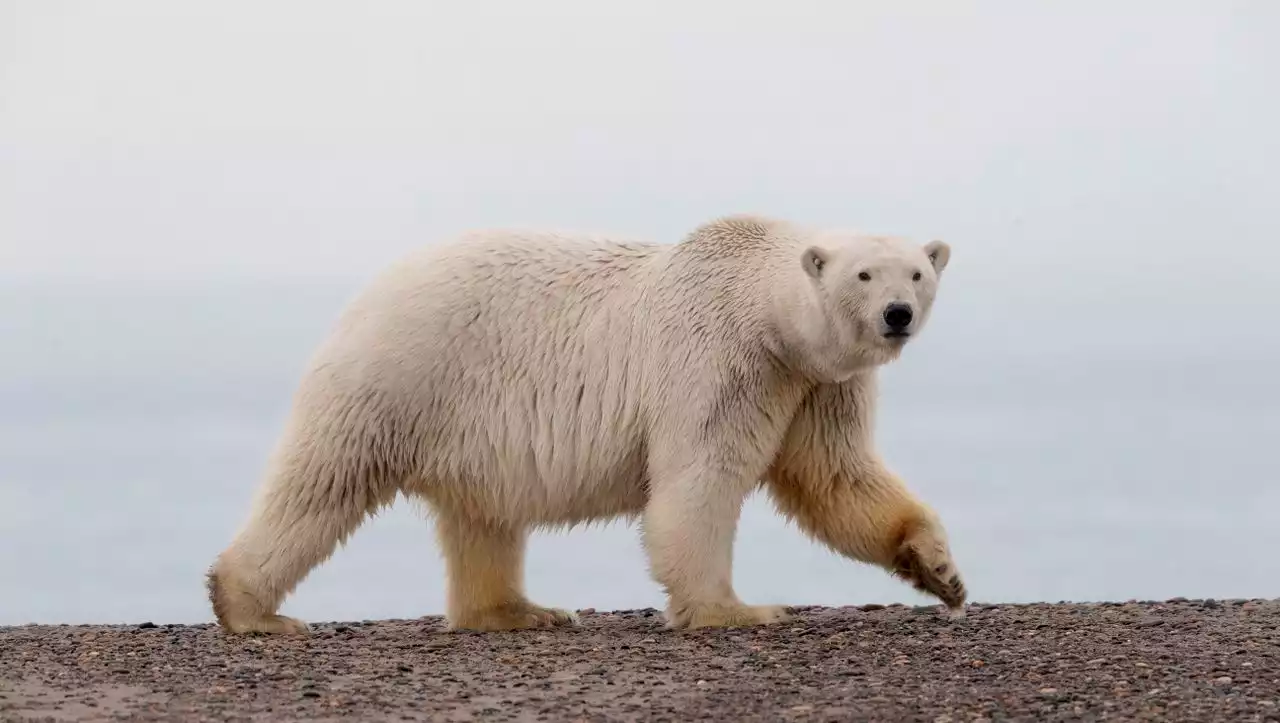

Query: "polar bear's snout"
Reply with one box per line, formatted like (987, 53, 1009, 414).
(881, 302, 914, 338)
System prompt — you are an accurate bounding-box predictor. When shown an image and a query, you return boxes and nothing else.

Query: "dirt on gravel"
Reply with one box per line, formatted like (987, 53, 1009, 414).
(2, 599, 1279, 722)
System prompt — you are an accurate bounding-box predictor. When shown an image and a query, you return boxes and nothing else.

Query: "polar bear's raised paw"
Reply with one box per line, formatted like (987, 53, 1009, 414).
(892, 523, 967, 610)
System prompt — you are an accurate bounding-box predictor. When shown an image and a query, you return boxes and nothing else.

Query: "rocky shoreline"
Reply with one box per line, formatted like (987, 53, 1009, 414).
(3, 599, 1278, 721)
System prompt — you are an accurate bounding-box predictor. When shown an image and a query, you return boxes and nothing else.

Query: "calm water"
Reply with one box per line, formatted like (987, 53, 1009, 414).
(2, 277, 1277, 626)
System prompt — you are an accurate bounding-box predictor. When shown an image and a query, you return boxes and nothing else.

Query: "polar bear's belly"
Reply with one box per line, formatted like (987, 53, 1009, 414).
(414, 428, 652, 526)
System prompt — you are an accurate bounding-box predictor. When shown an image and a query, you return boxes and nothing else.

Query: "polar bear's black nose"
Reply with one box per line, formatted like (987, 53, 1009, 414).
(883, 303, 913, 331)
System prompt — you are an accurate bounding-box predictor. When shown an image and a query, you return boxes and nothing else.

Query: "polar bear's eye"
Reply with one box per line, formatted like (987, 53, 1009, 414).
(912, 271, 922, 281)
(858, 271, 872, 282)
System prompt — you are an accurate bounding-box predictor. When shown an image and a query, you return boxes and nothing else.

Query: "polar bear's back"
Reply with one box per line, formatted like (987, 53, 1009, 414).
(295, 230, 670, 524)
(339, 229, 666, 378)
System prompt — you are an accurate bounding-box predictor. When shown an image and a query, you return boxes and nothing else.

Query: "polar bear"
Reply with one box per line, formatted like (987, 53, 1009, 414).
(207, 213, 965, 634)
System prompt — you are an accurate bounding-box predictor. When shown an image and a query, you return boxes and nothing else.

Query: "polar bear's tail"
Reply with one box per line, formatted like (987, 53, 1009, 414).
(206, 387, 409, 633)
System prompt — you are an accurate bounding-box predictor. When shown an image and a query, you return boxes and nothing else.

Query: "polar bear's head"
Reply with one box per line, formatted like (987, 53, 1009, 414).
(780, 230, 951, 381)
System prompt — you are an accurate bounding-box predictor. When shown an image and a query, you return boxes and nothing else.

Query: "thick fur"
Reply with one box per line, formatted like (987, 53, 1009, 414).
(207, 214, 964, 634)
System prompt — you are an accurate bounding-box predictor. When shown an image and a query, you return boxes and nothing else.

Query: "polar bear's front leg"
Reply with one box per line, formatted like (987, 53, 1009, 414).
(765, 462, 967, 611)
(767, 376, 967, 612)
(642, 463, 790, 630)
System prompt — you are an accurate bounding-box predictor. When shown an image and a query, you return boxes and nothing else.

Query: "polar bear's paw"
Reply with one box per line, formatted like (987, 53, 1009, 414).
(223, 614, 311, 635)
(666, 601, 791, 630)
(449, 602, 580, 632)
(892, 522, 967, 612)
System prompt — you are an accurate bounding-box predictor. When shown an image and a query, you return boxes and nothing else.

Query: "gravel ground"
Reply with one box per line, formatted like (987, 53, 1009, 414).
(2, 599, 1279, 722)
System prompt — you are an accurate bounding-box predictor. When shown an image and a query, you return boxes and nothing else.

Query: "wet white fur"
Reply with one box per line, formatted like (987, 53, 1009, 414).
(207, 214, 963, 633)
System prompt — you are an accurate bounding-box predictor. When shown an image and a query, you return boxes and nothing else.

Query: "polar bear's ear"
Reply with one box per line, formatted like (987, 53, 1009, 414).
(802, 246, 829, 280)
(924, 240, 951, 276)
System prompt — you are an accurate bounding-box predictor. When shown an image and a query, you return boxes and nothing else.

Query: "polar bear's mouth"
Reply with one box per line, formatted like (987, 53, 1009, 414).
(882, 331, 911, 340)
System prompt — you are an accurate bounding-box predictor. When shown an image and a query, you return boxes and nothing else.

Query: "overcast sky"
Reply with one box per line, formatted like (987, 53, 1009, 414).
(1, 1, 1277, 289)
(3, 2, 1280, 624)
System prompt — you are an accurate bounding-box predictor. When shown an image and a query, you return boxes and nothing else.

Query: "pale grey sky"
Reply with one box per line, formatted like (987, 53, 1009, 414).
(1, 1, 1277, 291)
(4, 2, 1280, 624)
